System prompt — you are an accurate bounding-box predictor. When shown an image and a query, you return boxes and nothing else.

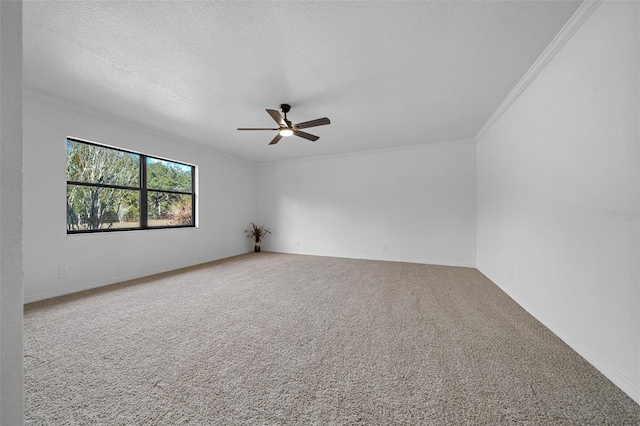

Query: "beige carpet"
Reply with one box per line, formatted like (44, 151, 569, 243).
(24, 253, 640, 425)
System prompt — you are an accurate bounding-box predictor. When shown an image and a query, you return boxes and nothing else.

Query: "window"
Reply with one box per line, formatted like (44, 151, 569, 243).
(66, 138, 196, 233)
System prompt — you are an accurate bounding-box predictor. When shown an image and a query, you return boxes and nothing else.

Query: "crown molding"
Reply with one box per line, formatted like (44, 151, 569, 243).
(475, 0, 604, 141)
(22, 88, 255, 166)
(256, 138, 476, 167)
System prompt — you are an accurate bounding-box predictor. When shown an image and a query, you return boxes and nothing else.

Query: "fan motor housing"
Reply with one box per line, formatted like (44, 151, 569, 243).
(237, 104, 329, 145)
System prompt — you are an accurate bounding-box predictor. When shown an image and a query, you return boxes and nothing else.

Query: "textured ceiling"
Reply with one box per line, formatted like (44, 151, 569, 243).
(23, 1, 582, 163)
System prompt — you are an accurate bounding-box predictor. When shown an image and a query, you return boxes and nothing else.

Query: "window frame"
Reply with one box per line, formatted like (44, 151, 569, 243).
(66, 137, 196, 234)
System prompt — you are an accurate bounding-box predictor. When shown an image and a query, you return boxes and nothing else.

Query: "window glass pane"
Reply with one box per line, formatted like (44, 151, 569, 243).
(146, 157, 192, 192)
(147, 192, 193, 227)
(67, 140, 140, 187)
(67, 185, 140, 231)
(66, 138, 195, 233)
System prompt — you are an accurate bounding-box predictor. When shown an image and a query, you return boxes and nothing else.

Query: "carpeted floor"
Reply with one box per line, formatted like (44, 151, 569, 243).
(24, 253, 640, 425)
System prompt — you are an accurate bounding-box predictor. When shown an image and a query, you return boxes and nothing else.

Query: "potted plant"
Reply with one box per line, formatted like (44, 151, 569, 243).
(245, 222, 271, 252)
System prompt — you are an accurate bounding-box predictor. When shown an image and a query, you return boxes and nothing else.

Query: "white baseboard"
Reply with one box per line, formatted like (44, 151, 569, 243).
(269, 249, 476, 269)
(23, 250, 250, 304)
(479, 268, 640, 405)
(25, 250, 472, 304)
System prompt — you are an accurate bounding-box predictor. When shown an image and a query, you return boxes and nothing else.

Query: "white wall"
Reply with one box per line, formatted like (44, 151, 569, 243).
(23, 93, 257, 302)
(477, 1, 639, 402)
(0, 1, 24, 424)
(256, 140, 476, 267)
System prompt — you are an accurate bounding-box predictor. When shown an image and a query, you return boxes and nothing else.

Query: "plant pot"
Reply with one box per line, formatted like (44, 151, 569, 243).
(254, 242, 261, 252)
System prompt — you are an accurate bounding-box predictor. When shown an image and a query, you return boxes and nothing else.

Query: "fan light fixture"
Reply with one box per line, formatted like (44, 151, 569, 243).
(237, 103, 330, 145)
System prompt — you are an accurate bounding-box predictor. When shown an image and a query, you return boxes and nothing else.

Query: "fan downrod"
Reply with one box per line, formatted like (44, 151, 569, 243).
(237, 103, 329, 145)
(280, 104, 292, 125)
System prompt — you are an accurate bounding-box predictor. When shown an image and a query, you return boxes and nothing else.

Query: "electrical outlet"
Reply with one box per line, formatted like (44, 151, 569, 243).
(59, 267, 69, 278)
(297, 240, 300, 247)
(383, 243, 388, 251)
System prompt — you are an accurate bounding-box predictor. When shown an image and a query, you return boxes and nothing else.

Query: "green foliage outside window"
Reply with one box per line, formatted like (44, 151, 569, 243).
(66, 139, 195, 233)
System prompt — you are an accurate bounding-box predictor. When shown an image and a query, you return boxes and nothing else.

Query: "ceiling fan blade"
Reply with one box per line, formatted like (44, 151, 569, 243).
(294, 130, 319, 141)
(294, 117, 330, 129)
(237, 128, 279, 131)
(266, 109, 286, 127)
(269, 134, 283, 145)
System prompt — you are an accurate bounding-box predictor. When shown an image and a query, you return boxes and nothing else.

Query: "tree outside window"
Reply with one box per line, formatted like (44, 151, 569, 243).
(66, 138, 195, 233)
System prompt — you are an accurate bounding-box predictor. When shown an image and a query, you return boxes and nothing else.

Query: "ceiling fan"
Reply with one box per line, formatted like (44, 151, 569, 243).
(237, 104, 330, 145)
